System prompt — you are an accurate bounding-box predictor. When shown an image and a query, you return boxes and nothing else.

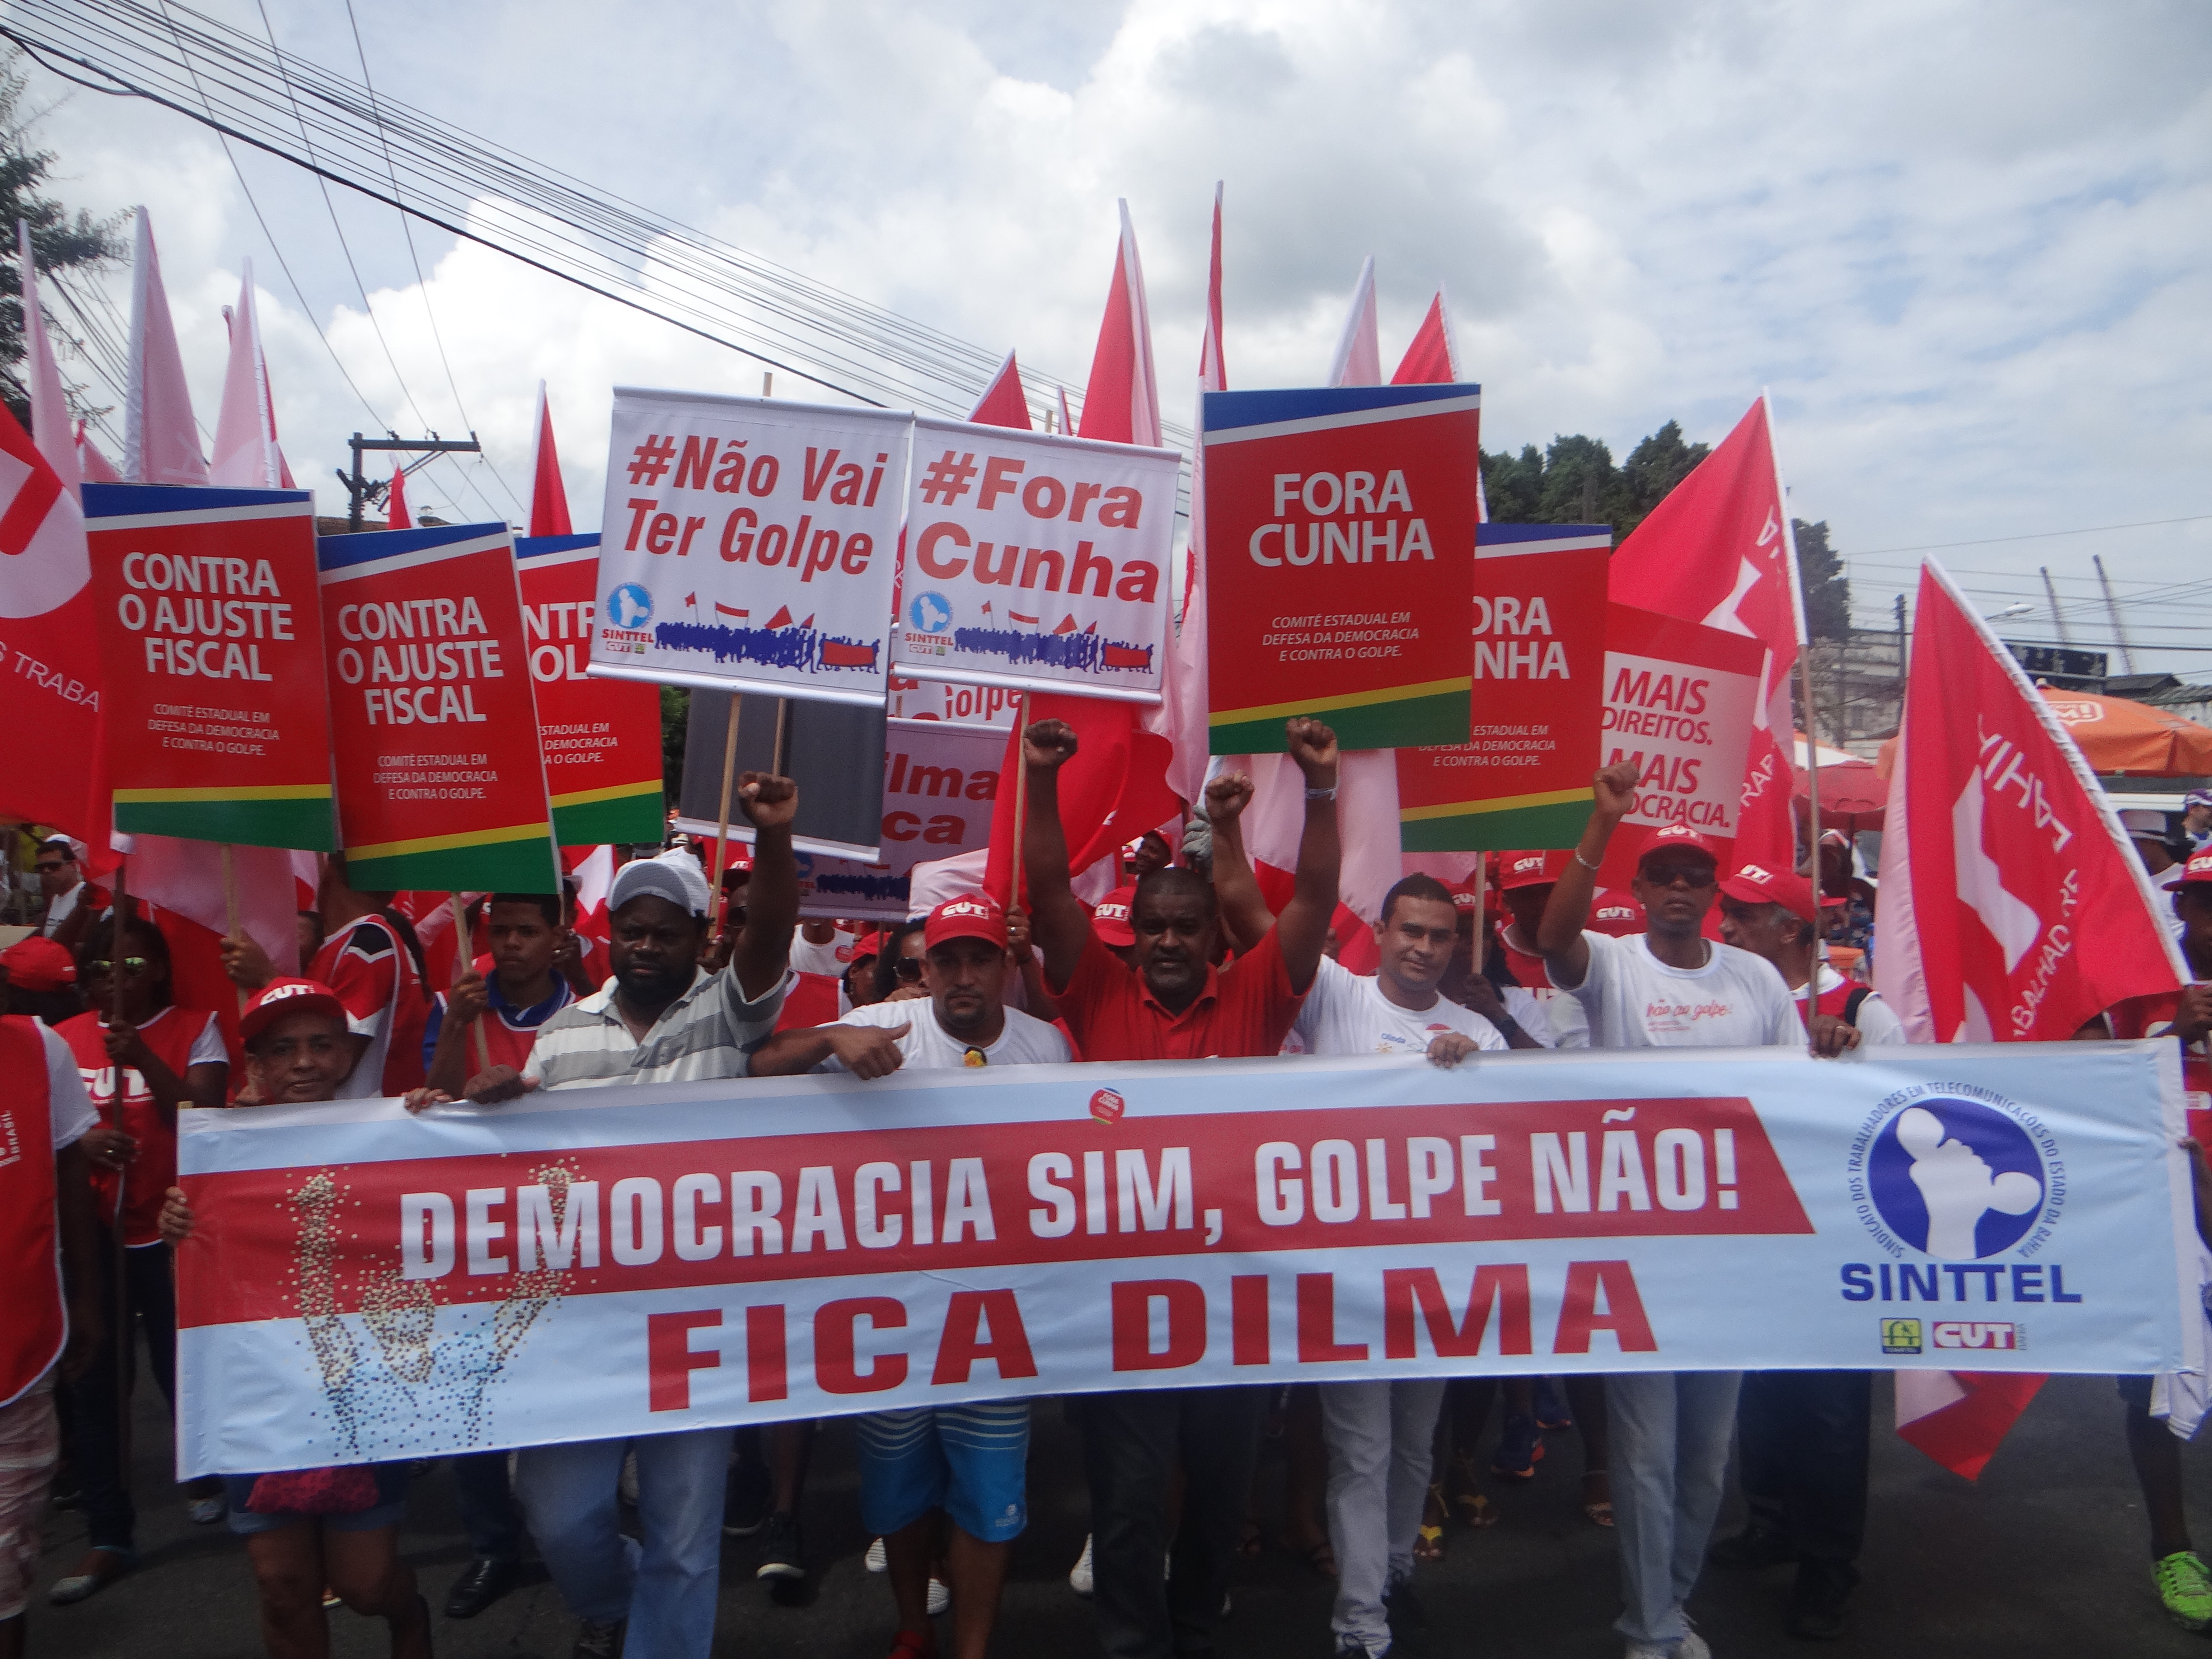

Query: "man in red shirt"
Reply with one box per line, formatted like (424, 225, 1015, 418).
(1020, 714, 1341, 1659)
(50, 918, 228, 1605)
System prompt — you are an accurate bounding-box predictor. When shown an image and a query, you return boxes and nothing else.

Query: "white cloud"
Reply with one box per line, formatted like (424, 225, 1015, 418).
(20, 0, 2212, 669)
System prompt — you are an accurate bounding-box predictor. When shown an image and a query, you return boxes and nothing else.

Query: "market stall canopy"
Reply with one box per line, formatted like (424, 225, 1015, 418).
(1874, 689, 2212, 780)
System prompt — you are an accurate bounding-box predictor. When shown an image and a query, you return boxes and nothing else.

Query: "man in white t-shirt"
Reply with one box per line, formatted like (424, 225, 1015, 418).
(1534, 760, 1804, 1659)
(1286, 873, 1504, 1659)
(752, 896, 1068, 1659)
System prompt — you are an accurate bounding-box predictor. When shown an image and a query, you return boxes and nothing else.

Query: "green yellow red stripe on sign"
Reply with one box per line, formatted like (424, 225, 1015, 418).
(112, 784, 336, 851)
(343, 821, 555, 893)
(1398, 784, 1595, 852)
(548, 778, 665, 847)
(1208, 675, 1471, 754)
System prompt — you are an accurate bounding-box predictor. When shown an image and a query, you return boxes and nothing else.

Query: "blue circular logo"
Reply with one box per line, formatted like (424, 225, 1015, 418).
(607, 583, 653, 628)
(908, 591, 952, 634)
(1866, 1096, 2046, 1260)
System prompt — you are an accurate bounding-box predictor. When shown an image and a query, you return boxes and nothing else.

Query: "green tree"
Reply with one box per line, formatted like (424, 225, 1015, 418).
(1616, 421, 1711, 540)
(1480, 418, 1714, 544)
(0, 52, 129, 427)
(1793, 518, 1851, 641)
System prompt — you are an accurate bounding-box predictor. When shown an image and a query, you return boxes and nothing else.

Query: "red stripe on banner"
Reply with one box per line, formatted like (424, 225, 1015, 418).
(178, 1095, 1809, 1330)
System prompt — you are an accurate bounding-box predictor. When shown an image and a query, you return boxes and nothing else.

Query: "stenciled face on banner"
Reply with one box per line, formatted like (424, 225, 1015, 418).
(1202, 384, 1481, 754)
(592, 390, 911, 706)
(893, 417, 1179, 703)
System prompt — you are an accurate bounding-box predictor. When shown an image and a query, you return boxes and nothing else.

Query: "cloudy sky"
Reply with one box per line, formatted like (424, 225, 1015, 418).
(20, 0, 2212, 675)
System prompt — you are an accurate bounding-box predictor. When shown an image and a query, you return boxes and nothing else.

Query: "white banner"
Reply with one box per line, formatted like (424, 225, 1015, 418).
(893, 418, 1179, 702)
(174, 1041, 2198, 1476)
(592, 389, 911, 706)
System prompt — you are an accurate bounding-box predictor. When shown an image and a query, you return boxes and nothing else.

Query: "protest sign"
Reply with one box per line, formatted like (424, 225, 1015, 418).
(675, 690, 886, 862)
(1397, 523, 1610, 851)
(516, 534, 666, 846)
(83, 483, 335, 849)
(173, 1040, 2193, 1475)
(1202, 384, 1481, 753)
(888, 673, 1019, 727)
(319, 523, 558, 892)
(1595, 601, 1767, 888)
(893, 417, 1179, 703)
(591, 389, 909, 707)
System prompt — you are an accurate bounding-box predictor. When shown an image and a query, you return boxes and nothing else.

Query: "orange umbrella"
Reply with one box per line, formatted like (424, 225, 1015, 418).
(1875, 689, 2212, 779)
(1792, 733, 1887, 830)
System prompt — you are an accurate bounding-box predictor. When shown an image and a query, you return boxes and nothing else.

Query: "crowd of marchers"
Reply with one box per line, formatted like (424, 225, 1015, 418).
(3, 744, 2209, 1659)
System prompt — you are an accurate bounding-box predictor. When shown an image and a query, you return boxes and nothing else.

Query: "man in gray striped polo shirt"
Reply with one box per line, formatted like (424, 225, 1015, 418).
(512, 769, 798, 1659)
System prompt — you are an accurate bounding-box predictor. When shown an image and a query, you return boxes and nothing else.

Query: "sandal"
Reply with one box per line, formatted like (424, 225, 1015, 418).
(47, 1546, 132, 1605)
(1582, 1468, 1614, 1529)
(1304, 1536, 1339, 1579)
(1414, 1482, 1447, 1562)
(1458, 1492, 1498, 1529)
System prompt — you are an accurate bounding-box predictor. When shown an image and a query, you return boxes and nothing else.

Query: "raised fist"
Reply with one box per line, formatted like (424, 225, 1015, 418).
(1592, 758, 1641, 820)
(1204, 770, 1255, 826)
(1285, 718, 1340, 786)
(737, 771, 798, 830)
(1023, 719, 1079, 771)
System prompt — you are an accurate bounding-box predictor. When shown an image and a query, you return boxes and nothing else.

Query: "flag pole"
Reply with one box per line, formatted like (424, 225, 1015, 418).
(1008, 692, 1032, 917)
(1764, 388, 1826, 1038)
(711, 694, 743, 937)
(772, 696, 791, 775)
(450, 891, 490, 1073)
(107, 860, 133, 1470)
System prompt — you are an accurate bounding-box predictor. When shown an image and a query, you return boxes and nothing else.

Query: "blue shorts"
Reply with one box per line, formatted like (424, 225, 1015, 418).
(855, 1400, 1030, 1542)
(224, 1464, 409, 1537)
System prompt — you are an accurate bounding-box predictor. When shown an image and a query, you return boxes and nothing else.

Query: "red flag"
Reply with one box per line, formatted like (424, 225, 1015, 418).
(1391, 289, 1460, 385)
(387, 462, 412, 530)
(0, 398, 102, 837)
(1608, 396, 1804, 873)
(984, 694, 1177, 910)
(528, 380, 573, 537)
(967, 350, 1033, 430)
(122, 208, 209, 487)
(1876, 557, 2185, 1044)
(1326, 255, 1381, 388)
(1076, 201, 1162, 449)
(76, 421, 121, 484)
(1875, 557, 2185, 1481)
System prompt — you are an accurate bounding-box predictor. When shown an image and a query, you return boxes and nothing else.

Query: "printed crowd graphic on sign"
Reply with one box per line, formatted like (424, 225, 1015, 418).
(170, 1042, 2195, 1476)
(1396, 523, 1611, 852)
(84, 483, 337, 849)
(318, 523, 558, 893)
(892, 417, 1180, 703)
(516, 534, 667, 846)
(592, 389, 911, 707)
(1595, 601, 1767, 888)
(1201, 382, 1481, 753)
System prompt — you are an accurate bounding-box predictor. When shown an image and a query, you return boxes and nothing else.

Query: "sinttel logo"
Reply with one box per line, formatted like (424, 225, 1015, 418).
(1847, 1083, 2063, 1261)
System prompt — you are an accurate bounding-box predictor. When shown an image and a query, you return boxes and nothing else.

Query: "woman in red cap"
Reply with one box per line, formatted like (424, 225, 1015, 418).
(155, 979, 429, 1659)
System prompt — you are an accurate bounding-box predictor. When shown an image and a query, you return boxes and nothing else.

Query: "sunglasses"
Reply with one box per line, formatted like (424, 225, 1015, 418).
(35, 862, 66, 874)
(1640, 863, 1717, 889)
(893, 957, 924, 981)
(88, 956, 151, 976)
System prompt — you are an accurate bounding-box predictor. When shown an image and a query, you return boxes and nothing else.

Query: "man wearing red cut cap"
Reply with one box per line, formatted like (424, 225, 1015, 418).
(1537, 760, 1804, 1659)
(1091, 886, 1138, 968)
(1020, 716, 1341, 1659)
(1715, 863, 1903, 1054)
(0, 935, 84, 1026)
(753, 896, 1067, 1659)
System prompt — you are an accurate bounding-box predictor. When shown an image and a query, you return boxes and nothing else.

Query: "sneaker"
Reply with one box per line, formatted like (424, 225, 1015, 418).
(723, 1456, 772, 1537)
(573, 1615, 626, 1659)
(1533, 1377, 1573, 1429)
(1384, 1577, 1429, 1635)
(927, 1576, 951, 1616)
(1491, 1412, 1543, 1481)
(1335, 1642, 1387, 1659)
(866, 1536, 888, 1573)
(1708, 1521, 1796, 1571)
(1786, 1566, 1851, 1640)
(1069, 1534, 1094, 1597)
(1623, 1637, 1708, 1659)
(756, 1512, 805, 1580)
(2156, 1550, 2212, 1632)
(186, 1492, 227, 1526)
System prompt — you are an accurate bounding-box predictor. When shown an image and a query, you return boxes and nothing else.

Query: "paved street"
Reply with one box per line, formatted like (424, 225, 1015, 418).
(28, 1370, 2212, 1657)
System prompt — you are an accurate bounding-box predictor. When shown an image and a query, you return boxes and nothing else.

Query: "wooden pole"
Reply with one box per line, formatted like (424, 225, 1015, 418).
(1008, 692, 1032, 916)
(220, 843, 246, 1012)
(1798, 651, 1828, 1037)
(711, 694, 743, 935)
(771, 696, 791, 776)
(106, 861, 132, 1468)
(451, 891, 491, 1073)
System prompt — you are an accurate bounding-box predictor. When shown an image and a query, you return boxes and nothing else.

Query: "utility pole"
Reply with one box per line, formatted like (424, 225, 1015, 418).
(2092, 554, 2137, 674)
(2040, 566, 2071, 646)
(338, 432, 483, 532)
(1893, 591, 1909, 724)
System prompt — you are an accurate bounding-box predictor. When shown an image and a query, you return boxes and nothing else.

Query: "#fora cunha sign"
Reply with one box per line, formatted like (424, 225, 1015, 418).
(593, 389, 911, 707)
(893, 418, 1179, 704)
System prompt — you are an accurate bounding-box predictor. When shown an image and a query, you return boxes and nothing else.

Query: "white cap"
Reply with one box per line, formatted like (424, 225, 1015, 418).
(2118, 808, 2170, 838)
(610, 848, 711, 917)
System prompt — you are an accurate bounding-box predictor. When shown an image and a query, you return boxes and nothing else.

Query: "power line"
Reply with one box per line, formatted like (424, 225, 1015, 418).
(1845, 513, 2212, 559)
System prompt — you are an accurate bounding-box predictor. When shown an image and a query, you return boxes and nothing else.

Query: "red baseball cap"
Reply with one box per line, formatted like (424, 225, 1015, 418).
(1450, 886, 1481, 915)
(240, 978, 350, 1044)
(846, 928, 883, 962)
(1500, 850, 1567, 890)
(1589, 890, 1645, 937)
(2180, 850, 2212, 887)
(1718, 862, 1820, 923)
(1637, 824, 1720, 866)
(1092, 885, 1137, 947)
(0, 936, 77, 992)
(924, 897, 1008, 951)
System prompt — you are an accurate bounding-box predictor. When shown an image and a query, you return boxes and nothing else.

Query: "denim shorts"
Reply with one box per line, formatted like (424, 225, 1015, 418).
(224, 1463, 409, 1536)
(855, 1400, 1030, 1542)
